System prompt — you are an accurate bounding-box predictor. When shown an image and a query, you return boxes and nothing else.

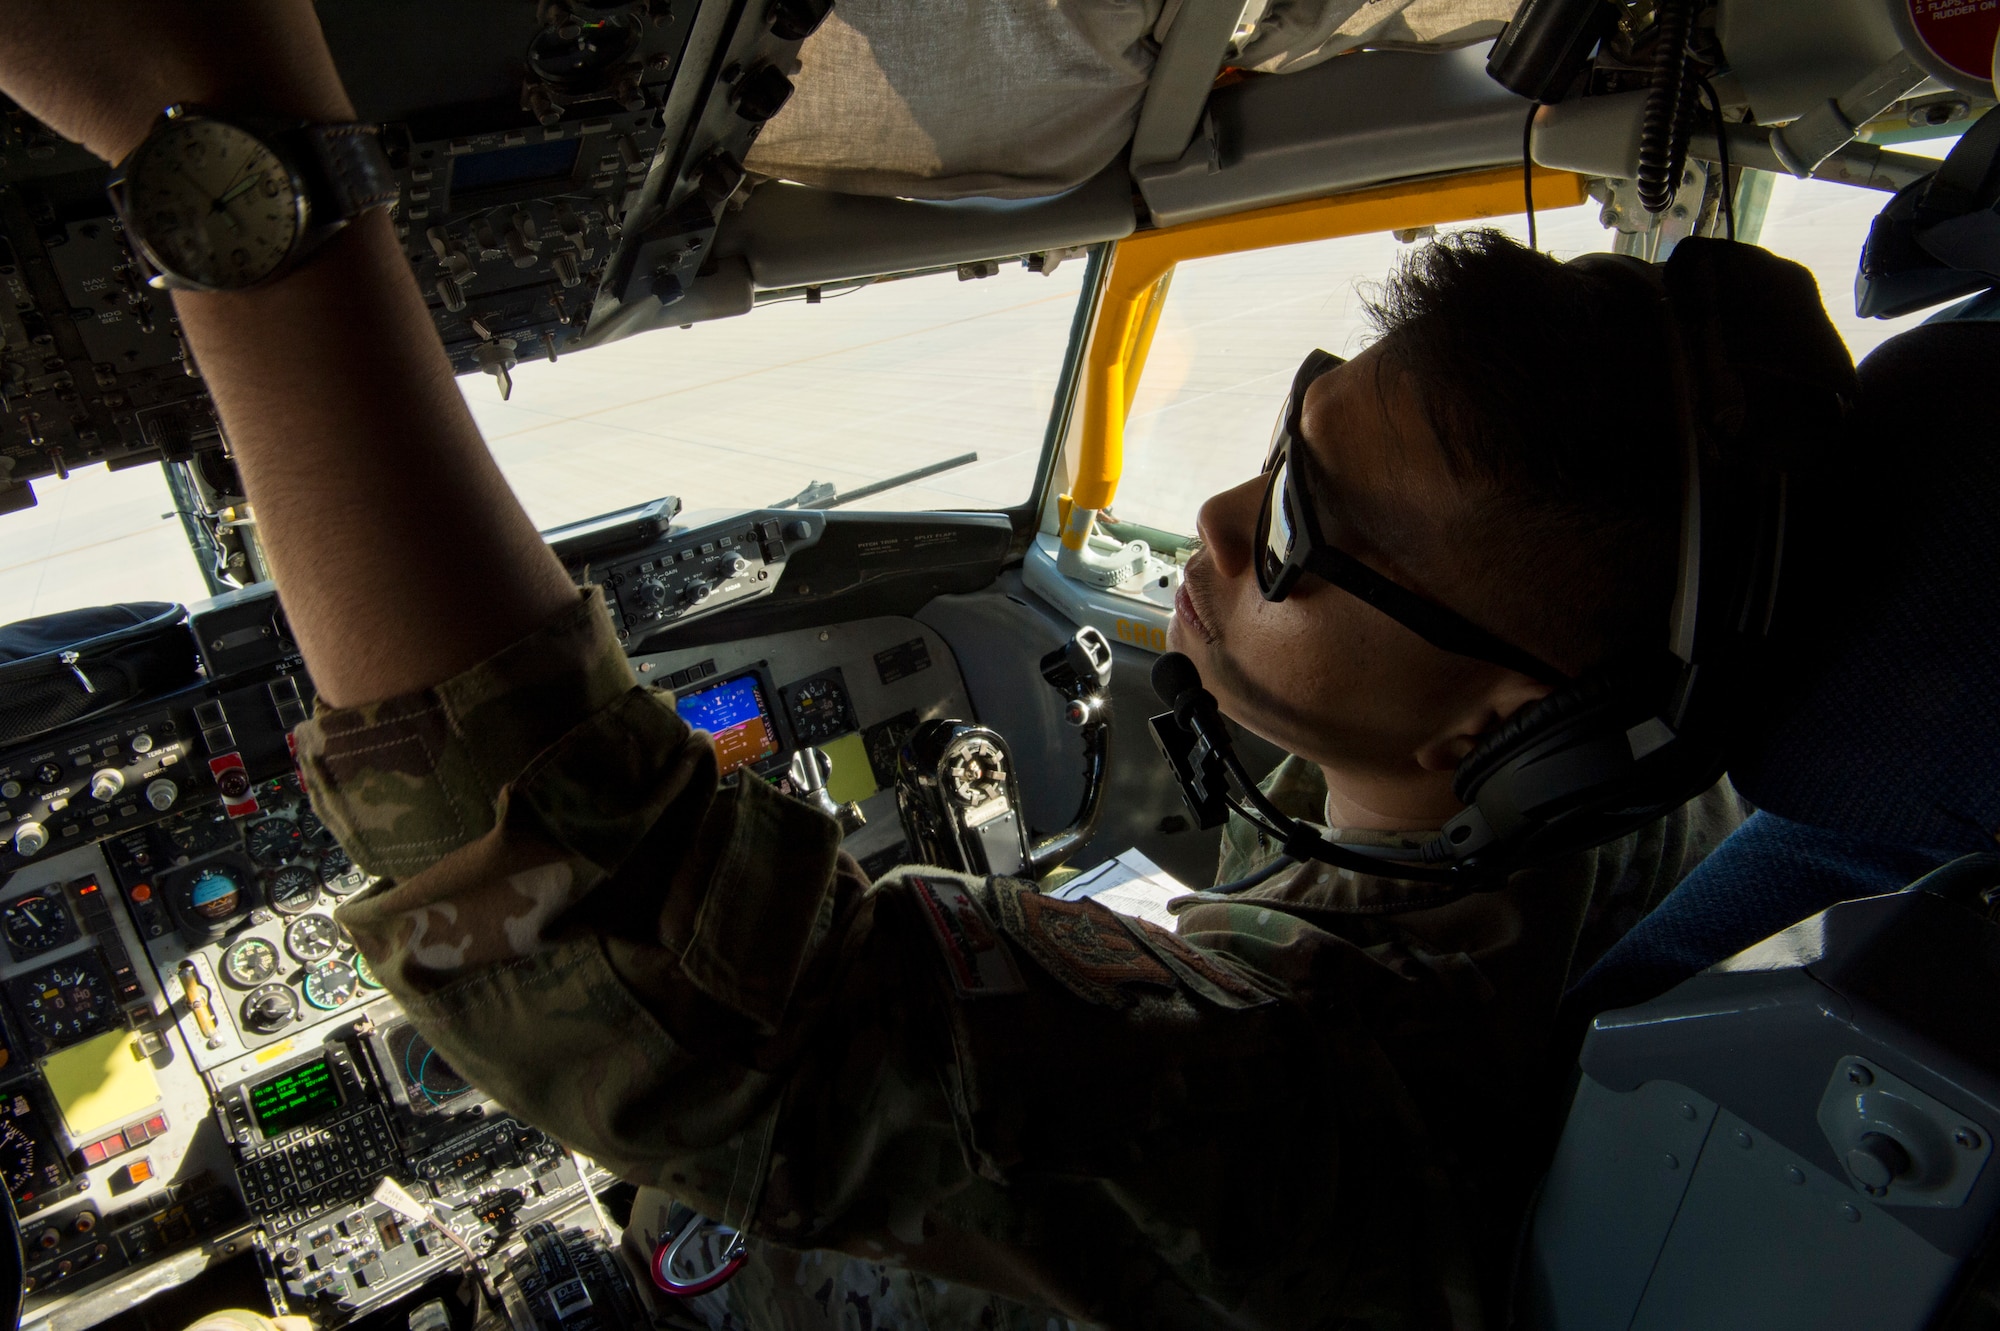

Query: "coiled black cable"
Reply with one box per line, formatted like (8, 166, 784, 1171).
(1637, 0, 1698, 214)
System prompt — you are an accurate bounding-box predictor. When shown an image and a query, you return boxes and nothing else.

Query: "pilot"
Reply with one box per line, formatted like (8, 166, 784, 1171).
(0, 6, 1847, 1328)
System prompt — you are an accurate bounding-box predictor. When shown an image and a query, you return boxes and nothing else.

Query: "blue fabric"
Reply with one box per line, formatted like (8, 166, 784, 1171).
(1564, 810, 1953, 1019)
(1729, 322, 2000, 854)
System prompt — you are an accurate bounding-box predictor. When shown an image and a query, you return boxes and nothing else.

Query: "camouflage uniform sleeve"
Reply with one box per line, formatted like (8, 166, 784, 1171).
(299, 593, 1462, 1328)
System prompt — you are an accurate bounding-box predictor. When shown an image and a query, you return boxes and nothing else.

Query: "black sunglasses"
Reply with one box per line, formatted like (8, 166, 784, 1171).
(1255, 349, 1571, 686)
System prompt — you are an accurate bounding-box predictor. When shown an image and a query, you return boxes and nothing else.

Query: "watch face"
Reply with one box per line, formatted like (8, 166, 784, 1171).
(123, 114, 305, 289)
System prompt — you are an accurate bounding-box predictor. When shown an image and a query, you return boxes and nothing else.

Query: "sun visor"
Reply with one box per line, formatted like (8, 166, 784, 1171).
(743, 0, 1532, 205)
(742, 0, 1161, 201)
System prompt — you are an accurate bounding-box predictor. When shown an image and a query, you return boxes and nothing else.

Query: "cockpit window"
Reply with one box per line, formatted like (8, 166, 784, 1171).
(0, 463, 209, 627)
(1109, 142, 1963, 540)
(463, 259, 1092, 532)
(1739, 133, 1958, 359)
(0, 257, 1092, 626)
(1109, 205, 1613, 538)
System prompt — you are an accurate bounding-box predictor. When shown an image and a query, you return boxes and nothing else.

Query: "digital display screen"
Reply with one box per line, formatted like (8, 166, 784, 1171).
(249, 1057, 341, 1137)
(450, 138, 581, 192)
(675, 673, 781, 776)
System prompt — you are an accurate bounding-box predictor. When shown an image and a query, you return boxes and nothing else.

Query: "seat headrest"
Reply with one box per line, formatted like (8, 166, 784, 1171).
(1731, 320, 2000, 853)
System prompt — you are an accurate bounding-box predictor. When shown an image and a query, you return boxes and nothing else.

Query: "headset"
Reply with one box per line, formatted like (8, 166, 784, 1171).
(1152, 238, 1858, 888)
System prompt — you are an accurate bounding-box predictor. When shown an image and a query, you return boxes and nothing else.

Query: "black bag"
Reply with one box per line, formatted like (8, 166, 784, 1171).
(0, 603, 201, 749)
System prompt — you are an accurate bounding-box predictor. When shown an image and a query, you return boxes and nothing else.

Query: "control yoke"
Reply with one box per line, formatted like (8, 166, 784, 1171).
(894, 627, 1114, 880)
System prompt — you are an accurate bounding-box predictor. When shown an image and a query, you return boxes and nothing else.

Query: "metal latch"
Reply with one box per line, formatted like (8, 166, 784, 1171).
(58, 650, 94, 695)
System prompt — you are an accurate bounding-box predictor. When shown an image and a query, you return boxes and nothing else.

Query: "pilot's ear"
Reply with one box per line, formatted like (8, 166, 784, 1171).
(1412, 671, 1553, 774)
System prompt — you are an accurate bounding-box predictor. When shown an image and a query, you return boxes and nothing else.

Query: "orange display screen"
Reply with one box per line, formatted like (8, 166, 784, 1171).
(674, 674, 781, 776)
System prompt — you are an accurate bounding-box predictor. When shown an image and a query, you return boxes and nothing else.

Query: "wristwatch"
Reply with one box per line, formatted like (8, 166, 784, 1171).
(107, 104, 398, 292)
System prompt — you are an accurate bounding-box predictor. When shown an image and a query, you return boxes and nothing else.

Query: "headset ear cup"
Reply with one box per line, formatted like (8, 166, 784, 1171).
(1452, 670, 1628, 804)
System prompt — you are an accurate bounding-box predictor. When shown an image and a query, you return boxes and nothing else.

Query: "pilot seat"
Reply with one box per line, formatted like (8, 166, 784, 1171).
(1524, 317, 2000, 1329)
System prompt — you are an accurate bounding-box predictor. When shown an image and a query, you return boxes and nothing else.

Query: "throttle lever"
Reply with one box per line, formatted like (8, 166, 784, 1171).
(788, 745, 866, 834)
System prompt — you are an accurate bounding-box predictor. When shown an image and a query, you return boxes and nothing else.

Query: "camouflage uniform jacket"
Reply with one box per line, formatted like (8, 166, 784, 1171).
(301, 591, 1745, 1331)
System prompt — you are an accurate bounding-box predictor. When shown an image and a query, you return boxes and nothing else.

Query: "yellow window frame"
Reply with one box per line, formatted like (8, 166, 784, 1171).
(1059, 166, 1590, 542)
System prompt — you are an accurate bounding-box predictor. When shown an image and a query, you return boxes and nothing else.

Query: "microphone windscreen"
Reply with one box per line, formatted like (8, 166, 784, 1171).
(1152, 652, 1202, 708)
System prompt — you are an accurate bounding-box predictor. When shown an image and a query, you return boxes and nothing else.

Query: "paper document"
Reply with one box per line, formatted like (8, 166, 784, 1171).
(1050, 848, 1193, 932)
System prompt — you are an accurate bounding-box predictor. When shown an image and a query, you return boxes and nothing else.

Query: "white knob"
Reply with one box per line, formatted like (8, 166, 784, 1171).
(13, 822, 48, 857)
(145, 779, 178, 811)
(727, 555, 749, 577)
(88, 769, 125, 802)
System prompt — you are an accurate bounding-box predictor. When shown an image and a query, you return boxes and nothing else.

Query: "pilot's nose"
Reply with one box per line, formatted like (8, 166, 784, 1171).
(1196, 475, 1267, 581)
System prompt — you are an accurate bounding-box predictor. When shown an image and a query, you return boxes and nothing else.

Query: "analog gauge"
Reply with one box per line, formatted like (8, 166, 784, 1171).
(163, 808, 236, 859)
(9, 956, 115, 1052)
(786, 675, 855, 744)
(265, 864, 320, 916)
(1, 886, 76, 959)
(182, 866, 244, 922)
(285, 914, 340, 965)
(0, 1119, 38, 1199)
(121, 114, 305, 289)
(0, 1093, 64, 1206)
(245, 817, 302, 865)
(297, 808, 333, 847)
(318, 846, 370, 898)
(221, 937, 281, 988)
(241, 983, 300, 1034)
(353, 951, 382, 990)
(301, 961, 359, 1011)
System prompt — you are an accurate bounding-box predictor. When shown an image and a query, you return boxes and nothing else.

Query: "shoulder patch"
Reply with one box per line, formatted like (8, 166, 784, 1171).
(910, 876, 1026, 997)
(1117, 914, 1278, 1009)
(990, 887, 1174, 1006)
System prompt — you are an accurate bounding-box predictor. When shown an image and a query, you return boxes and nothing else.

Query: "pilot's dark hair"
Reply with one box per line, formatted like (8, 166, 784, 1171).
(1363, 228, 1684, 675)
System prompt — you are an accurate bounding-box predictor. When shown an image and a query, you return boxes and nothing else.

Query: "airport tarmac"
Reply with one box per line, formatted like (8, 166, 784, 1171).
(0, 160, 1959, 627)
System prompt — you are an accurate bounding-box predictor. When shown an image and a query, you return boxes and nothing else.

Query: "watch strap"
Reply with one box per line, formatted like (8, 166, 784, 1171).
(297, 124, 398, 221)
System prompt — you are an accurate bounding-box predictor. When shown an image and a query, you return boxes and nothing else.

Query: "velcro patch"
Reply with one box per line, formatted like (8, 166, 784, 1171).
(1118, 915, 1277, 1010)
(991, 888, 1174, 1006)
(911, 877, 1026, 998)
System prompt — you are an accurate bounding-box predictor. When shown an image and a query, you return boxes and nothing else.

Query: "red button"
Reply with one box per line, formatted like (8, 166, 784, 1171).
(80, 1141, 109, 1166)
(144, 1114, 167, 1136)
(129, 884, 152, 903)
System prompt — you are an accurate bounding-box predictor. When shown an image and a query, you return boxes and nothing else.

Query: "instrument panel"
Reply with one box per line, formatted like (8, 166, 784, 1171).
(0, 587, 649, 1328)
(0, 497, 1009, 1329)
(637, 613, 976, 879)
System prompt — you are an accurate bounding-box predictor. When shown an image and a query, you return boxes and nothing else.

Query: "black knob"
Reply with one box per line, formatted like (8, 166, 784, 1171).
(732, 65, 795, 123)
(650, 270, 685, 307)
(1847, 1132, 1913, 1192)
(769, 0, 832, 40)
(35, 763, 62, 786)
(630, 578, 666, 612)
